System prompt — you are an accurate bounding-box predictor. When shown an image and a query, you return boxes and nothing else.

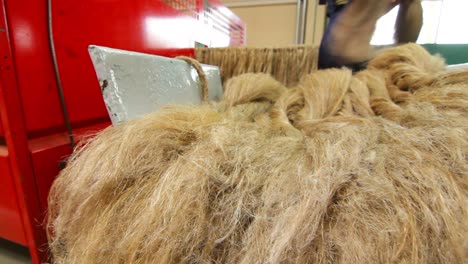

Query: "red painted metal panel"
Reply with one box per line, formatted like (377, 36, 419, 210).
(30, 121, 111, 212)
(51, 0, 198, 133)
(5, 0, 188, 136)
(209, 0, 245, 26)
(0, 1, 243, 263)
(29, 135, 71, 213)
(0, 1, 47, 262)
(203, 0, 246, 46)
(5, 0, 66, 135)
(5, 0, 242, 137)
(0, 116, 4, 135)
(0, 58, 3, 137)
(0, 147, 27, 245)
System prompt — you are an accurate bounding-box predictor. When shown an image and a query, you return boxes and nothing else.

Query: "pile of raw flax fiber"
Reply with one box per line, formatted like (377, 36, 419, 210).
(47, 44, 467, 264)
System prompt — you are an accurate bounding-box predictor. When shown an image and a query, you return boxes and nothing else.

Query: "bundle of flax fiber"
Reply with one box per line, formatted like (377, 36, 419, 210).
(195, 46, 318, 87)
(47, 44, 467, 264)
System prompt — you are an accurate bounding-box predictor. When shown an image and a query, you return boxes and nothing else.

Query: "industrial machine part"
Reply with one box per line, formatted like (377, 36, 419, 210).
(0, 0, 244, 263)
(89, 45, 223, 124)
(446, 63, 468, 70)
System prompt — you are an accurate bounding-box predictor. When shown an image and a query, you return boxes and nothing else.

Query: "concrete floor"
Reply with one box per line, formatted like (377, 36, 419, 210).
(0, 239, 31, 264)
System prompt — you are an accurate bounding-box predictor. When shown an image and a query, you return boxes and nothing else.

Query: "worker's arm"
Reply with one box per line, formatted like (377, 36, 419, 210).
(324, 0, 393, 63)
(395, 0, 423, 43)
(318, 0, 401, 70)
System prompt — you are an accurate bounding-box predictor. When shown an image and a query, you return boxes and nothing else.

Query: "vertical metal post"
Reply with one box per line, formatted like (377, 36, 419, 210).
(311, 0, 319, 45)
(300, 0, 308, 44)
(295, 0, 302, 44)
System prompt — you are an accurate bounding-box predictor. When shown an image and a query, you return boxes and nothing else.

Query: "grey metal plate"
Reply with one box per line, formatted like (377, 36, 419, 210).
(446, 63, 468, 70)
(88, 45, 223, 124)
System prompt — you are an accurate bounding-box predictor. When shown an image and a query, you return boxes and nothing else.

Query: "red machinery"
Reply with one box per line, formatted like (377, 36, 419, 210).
(0, 0, 244, 262)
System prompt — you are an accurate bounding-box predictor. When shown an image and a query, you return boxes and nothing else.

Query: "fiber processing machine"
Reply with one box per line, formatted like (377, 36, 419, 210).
(0, 0, 244, 262)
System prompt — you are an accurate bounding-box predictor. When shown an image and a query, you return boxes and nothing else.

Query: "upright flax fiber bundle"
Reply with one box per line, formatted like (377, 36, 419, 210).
(48, 44, 467, 264)
(195, 46, 318, 87)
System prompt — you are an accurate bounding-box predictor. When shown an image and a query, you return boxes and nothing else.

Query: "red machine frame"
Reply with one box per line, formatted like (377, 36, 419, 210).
(0, 0, 244, 262)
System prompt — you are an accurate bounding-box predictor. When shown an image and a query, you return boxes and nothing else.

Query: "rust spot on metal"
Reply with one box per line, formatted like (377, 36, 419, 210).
(100, 79, 108, 91)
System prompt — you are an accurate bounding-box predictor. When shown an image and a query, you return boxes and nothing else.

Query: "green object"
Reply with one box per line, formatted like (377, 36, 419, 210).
(195, 41, 208, 48)
(422, 44, 468, 65)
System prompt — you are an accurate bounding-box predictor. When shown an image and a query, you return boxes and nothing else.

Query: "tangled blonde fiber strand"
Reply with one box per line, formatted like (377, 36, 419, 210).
(48, 44, 467, 264)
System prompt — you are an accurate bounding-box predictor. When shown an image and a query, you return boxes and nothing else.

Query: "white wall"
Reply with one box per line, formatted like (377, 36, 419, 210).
(223, 0, 326, 47)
